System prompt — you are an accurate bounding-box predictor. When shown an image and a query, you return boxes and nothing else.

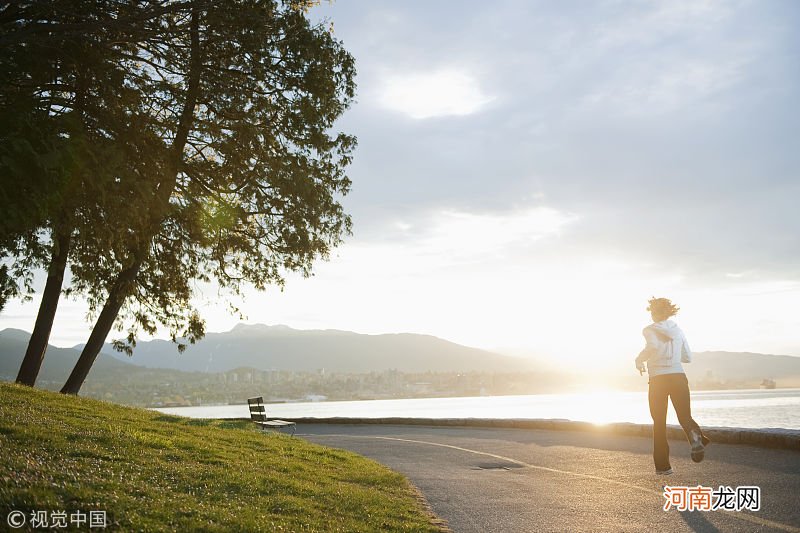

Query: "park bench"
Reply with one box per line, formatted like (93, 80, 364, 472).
(247, 397, 296, 436)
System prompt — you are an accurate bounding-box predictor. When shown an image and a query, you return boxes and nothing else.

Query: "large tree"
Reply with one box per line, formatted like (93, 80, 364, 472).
(1, 0, 177, 385)
(58, 1, 356, 394)
(2, 1, 355, 393)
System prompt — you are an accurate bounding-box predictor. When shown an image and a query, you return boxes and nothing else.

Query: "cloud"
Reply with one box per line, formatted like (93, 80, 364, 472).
(338, 206, 579, 276)
(375, 68, 495, 119)
(581, 58, 749, 116)
(593, 0, 737, 48)
(417, 207, 578, 263)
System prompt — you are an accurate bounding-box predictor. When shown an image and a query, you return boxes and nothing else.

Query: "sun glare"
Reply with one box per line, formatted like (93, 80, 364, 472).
(565, 388, 643, 425)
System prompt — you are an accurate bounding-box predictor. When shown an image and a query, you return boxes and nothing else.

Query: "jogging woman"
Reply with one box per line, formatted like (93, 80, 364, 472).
(635, 297, 709, 475)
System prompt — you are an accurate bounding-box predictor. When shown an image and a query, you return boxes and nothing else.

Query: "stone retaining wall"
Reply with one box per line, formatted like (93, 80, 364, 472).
(286, 417, 800, 451)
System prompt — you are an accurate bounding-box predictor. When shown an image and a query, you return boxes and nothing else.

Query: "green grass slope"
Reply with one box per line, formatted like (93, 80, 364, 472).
(0, 383, 443, 531)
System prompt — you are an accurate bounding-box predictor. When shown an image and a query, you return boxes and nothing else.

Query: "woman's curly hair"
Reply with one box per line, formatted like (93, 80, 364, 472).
(647, 297, 680, 320)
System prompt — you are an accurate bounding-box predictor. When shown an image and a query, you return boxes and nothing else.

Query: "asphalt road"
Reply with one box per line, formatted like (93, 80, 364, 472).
(299, 424, 800, 533)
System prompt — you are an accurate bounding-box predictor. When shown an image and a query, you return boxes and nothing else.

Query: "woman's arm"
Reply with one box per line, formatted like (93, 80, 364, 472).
(635, 327, 660, 370)
(681, 334, 692, 363)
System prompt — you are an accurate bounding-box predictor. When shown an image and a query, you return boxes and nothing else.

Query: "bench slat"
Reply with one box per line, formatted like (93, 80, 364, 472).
(256, 420, 295, 427)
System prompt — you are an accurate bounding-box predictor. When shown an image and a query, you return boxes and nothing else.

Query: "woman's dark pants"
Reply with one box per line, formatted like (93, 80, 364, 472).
(648, 372, 706, 471)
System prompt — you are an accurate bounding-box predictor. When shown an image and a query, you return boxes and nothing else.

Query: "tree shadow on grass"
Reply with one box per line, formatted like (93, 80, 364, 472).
(152, 414, 183, 423)
(151, 414, 251, 430)
(208, 419, 251, 430)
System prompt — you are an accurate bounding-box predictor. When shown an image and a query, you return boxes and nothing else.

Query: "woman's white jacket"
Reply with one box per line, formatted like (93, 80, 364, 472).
(635, 320, 692, 377)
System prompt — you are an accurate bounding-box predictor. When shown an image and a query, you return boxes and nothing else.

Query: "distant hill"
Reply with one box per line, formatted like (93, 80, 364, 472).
(0, 328, 136, 386)
(685, 351, 800, 384)
(91, 323, 536, 373)
(605, 350, 800, 390)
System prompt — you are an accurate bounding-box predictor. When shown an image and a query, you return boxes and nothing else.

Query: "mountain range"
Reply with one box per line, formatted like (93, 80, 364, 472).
(89, 323, 536, 373)
(2, 324, 800, 389)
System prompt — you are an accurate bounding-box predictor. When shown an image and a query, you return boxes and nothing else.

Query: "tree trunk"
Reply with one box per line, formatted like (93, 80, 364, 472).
(60, 6, 202, 395)
(15, 228, 72, 386)
(60, 260, 142, 394)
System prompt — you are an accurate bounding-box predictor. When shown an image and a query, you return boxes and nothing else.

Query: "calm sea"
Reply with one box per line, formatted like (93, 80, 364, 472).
(156, 388, 800, 430)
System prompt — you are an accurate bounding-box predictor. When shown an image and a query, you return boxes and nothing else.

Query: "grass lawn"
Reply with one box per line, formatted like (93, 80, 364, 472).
(0, 383, 445, 531)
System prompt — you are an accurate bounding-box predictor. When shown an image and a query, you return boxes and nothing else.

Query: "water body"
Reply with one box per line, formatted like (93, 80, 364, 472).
(157, 388, 800, 430)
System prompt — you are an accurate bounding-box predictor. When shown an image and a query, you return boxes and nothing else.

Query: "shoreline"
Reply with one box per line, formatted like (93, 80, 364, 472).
(155, 388, 800, 433)
(282, 417, 800, 451)
(156, 386, 800, 407)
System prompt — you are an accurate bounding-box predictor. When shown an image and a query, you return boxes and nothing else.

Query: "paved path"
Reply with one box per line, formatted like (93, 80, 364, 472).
(300, 424, 800, 533)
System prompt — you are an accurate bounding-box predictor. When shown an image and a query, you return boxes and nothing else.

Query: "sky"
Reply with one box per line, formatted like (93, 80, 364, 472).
(2, 0, 799, 369)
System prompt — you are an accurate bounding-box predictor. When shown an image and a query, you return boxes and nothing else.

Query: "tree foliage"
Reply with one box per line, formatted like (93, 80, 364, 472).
(2, 1, 357, 392)
(1, 1, 180, 384)
(88, 1, 356, 351)
(0, 1, 173, 304)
